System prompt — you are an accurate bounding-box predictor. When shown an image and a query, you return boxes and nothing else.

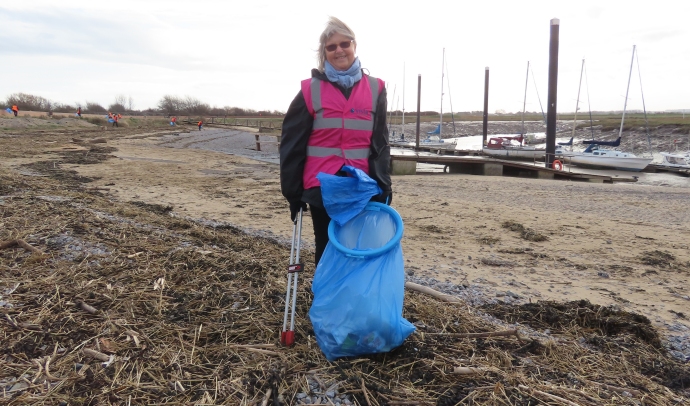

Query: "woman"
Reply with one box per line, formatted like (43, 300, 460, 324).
(280, 17, 391, 265)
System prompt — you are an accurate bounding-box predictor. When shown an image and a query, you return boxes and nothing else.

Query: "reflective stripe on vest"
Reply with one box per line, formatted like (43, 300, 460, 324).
(306, 146, 371, 159)
(310, 76, 379, 132)
(301, 75, 383, 189)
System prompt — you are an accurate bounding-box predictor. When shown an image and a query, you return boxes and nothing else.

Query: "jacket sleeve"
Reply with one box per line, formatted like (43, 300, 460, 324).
(279, 90, 313, 204)
(368, 87, 391, 194)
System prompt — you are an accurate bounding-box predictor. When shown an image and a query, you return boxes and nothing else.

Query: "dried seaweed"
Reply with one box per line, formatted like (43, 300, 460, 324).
(1, 165, 688, 405)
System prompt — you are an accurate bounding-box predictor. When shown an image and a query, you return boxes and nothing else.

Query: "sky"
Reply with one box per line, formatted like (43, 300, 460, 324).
(1, 0, 689, 115)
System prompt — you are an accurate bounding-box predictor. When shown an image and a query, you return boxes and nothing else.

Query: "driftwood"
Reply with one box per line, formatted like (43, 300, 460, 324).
(480, 257, 516, 267)
(0, 239, 44, 255)
(452, 366, 488, 375)
(82, 348, 110, 362)
(78, 301, 98, 314)
(260, 388, 272, 406)
(405, 282, 463, 303)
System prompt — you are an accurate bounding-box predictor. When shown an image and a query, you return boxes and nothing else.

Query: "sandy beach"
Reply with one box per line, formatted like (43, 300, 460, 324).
(2, 115, 690, 404)
(17, 121, 688, 337)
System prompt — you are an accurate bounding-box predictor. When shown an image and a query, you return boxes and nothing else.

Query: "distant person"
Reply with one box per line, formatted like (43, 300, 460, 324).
(170, 116, 177, 126)
(76, 106, 82, 118)
(112, 114, 119, 127)
(279, 16, 391, 264)
(11, 105, 18, 117)
(197, 120, 203, 131)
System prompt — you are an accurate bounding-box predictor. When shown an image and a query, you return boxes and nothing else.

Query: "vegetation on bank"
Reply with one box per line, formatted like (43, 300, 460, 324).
(4, 92, 689, 135)
(2, 93, 283, 117)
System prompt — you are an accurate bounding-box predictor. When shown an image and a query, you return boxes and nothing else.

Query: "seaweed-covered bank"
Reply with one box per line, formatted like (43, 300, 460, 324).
(1, 120, 689, 404)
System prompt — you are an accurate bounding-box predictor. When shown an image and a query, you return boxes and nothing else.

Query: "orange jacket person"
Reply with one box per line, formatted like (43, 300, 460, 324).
(112, 114, 119, 127)
(76, 107, 82, 118)
(197, 120, 203, 131)
(11, 105, 18, 117)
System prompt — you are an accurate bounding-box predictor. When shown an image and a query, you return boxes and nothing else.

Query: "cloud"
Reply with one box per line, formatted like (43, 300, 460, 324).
(0, 7, 203, 71)
(638, 29, 684, 43)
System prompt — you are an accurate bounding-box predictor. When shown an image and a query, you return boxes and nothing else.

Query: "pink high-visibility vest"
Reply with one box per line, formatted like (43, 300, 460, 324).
(300, 75, 383, 189)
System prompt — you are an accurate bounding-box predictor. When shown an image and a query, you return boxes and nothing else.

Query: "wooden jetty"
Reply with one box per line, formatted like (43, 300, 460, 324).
(391, 154, 637, 183)
(644, 164, 690, 177)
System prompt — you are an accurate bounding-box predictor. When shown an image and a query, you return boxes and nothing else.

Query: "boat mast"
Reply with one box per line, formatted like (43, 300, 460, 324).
(584, 63, 595, 141)
(635, 50, 653, 155)
(440, 48, 445, 138)
(402, 62, 406, 137)
(571, 59, 585, 141)
(445, 56, 457, 136)
(388, 84, 396, 134)
(521, 61, 529, 136)
(530, 66, 547, 125)
(618, 45, 636, 142)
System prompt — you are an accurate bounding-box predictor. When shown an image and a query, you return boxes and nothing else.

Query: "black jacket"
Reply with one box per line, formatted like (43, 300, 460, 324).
(279, 69, 391, 209)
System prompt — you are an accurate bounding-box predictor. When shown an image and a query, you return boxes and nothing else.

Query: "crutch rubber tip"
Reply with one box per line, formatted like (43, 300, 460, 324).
(281, 331, 295, 346)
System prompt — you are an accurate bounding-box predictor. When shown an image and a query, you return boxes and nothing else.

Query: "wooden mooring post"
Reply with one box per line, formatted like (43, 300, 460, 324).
(545, 18, 560, 169)
(255, 134, 261, 151)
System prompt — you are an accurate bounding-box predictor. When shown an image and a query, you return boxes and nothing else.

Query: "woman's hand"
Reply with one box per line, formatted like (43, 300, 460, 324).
(290, 201, 308, 221)
(371, 191, 392, 205)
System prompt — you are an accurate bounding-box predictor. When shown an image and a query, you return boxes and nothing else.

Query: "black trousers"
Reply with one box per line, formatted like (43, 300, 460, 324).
(309, 204, 331, 265)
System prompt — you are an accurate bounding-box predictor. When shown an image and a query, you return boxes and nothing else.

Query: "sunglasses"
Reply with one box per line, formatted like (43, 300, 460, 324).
(325, 40, 353, 52)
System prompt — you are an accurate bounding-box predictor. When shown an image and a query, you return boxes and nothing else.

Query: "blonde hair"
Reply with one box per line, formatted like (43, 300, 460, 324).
(317, 17, 356, 72)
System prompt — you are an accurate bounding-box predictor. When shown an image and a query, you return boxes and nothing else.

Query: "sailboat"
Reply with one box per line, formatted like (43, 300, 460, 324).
(483, 61, 545, 160)
(659, 152, 690, 169)
(420, 48, 456, 148)
(561, 46, 652, 172)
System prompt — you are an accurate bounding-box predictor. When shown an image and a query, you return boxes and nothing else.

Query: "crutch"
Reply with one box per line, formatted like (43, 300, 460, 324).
(281, 208, 304, 346)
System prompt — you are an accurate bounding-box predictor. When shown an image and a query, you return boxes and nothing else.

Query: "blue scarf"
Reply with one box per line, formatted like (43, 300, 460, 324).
(324, 57, 362, 89)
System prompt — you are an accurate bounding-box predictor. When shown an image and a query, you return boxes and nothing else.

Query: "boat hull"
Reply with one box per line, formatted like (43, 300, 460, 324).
(659, 153, 690, 169)
(482, 147, 545, 160)
(564, 155, 652, 171)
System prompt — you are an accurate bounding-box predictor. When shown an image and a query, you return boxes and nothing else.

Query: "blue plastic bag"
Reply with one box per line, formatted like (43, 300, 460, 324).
(309, 203, 415, 361)
(5, 108, 11, 113)
(316, 166, 382, 226)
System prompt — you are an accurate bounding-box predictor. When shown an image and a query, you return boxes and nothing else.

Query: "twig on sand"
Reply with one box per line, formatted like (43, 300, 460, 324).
(587, 380, 641, 397)
(361, 379, 372, 406)
(244, 347, 280, 356)
(404, 282, 463, 303)
(452, 366, 489, 375)
(260, 388, 272, 406)
(229, 344, 276, 349)
(518, 385, 581, 406)
(425, 329, 521, 340)
(78, 300, 98, 314)
(0, 239, 44, 255)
